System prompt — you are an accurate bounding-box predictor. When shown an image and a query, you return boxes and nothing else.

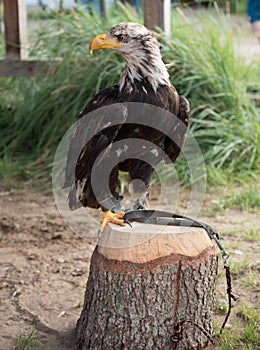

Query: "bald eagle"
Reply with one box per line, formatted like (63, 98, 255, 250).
(64, 22, 189, 231)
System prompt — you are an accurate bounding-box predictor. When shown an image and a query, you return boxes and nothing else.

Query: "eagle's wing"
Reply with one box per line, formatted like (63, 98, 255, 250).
(164, 94, 190, 164)
(64, 85, 127, 209)
(130, 84, 189, 165)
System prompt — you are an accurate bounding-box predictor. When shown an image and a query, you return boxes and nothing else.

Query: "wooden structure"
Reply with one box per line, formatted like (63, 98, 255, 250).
(144, 0, 171, 36)
(3, 0, 28, 59)
(99, 0, 108, 20)
(76, 223, 218, 349)
(1, 0, 56, 77)
(1, 0, 171, 77)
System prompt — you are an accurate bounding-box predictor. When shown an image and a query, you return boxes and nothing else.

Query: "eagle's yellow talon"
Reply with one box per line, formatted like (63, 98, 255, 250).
(100, 210, 125, 233)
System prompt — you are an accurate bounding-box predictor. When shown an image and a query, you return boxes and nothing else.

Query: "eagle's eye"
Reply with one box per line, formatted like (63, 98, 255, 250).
(116, 34, 125, 42)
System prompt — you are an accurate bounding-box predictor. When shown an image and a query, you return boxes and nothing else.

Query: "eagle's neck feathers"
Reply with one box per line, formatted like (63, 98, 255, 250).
(119, 43, 170, 93)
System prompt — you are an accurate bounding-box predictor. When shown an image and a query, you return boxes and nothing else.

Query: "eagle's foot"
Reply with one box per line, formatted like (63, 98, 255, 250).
(133, 197, 148, 210)
(133, 200, 147, 210)
(112, 192, 125, 213)
(99, 210, 126, 234)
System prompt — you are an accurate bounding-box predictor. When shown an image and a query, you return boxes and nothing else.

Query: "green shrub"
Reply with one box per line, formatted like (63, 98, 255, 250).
(0, 6, 259, 186)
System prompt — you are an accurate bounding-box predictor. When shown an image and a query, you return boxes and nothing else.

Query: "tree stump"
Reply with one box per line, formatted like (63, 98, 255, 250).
(76, 222, 218, 350)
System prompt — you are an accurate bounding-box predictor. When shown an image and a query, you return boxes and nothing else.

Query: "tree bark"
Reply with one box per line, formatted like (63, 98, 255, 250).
(76, 223, 218, 350)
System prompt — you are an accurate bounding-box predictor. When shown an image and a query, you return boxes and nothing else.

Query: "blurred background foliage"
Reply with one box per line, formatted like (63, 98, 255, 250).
(0, 2, 259, 189)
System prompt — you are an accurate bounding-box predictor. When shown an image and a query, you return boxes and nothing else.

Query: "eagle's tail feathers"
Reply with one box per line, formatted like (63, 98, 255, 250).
(68, 185, 82, 210)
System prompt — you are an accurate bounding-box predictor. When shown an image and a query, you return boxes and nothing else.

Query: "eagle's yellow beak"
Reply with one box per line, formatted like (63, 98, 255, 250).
(89, 34, 122, 55)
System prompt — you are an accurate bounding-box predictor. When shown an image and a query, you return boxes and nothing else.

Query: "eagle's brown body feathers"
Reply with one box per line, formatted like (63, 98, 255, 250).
(64, 23, 190, 211)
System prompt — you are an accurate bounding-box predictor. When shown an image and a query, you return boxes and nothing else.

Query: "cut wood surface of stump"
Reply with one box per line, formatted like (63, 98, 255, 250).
(76, 222, 218, 350)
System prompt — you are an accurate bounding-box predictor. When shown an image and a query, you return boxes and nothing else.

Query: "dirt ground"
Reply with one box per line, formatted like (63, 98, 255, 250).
(0, 189, 97, 350)
(0, 186, 259, 350)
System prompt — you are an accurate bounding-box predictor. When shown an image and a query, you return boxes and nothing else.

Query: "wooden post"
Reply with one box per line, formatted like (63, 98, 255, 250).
(0, 0, 2, 35)
(99, 0, 108, 21)
(76, 223, 218, 349)
(225, 1, 231, 18)
(58, 0, 64, 13)
(3, 0, 28, 59)
(144, 0, 171, 36)
(0, 59, 59, 77)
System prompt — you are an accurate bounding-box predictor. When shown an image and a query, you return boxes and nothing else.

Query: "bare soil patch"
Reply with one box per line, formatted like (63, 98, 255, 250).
(0, 188, 259, 349)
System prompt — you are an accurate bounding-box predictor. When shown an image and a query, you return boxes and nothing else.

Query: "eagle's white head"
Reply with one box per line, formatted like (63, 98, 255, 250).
(89, 22, 170, 92)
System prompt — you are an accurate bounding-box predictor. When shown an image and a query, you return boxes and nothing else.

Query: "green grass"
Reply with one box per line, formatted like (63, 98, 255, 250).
(229, 256, 250, 278)
(219, 303, 260, 349)
(203, 186, 260, 215)
(215, 0, 248, 14)
(0, 5, 259, 188)
(224, 186, 260, 210)
(229, 255, 259, 291)
(245, 271, 259, 288)
(244, 227, 260, 242)
(15, 330, 39, 350)
(160, 13, 260, 179)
